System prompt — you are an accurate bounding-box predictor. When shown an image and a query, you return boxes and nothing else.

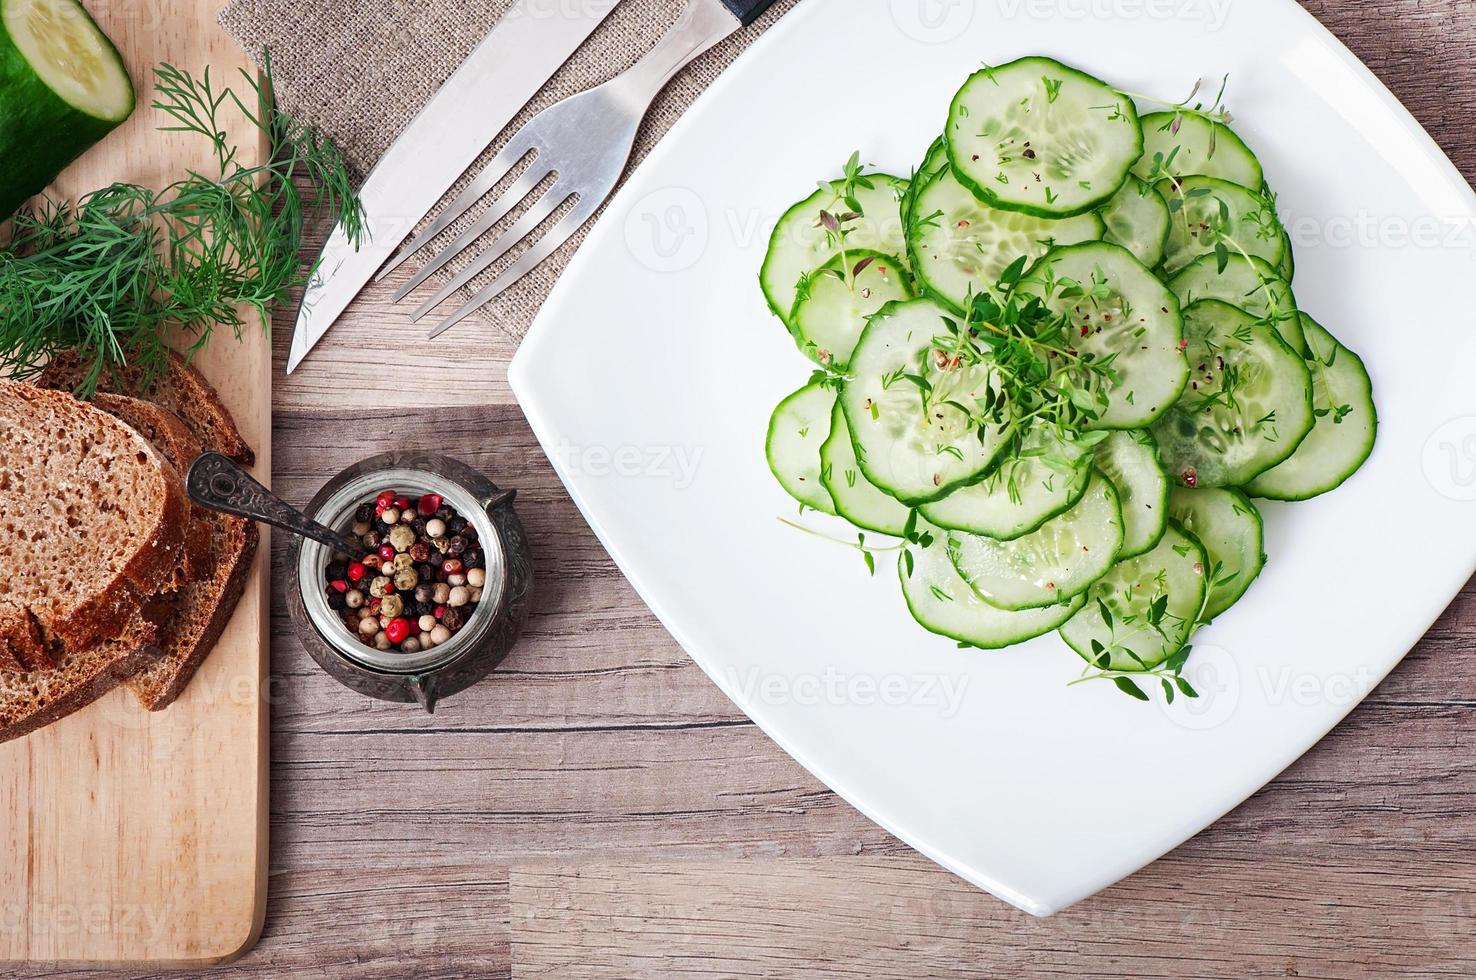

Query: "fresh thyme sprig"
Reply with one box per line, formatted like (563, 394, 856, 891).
(0, 52, 362, 395)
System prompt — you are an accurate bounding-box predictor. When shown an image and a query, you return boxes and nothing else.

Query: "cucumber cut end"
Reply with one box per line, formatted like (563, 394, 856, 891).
(4, 0, 134, 122)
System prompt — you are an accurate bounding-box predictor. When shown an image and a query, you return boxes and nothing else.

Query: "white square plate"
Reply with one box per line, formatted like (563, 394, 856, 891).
(510, 0, 1476, 914)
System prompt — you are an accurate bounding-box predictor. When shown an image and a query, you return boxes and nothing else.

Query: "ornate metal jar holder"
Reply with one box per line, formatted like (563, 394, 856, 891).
(283, 452, 533, 712)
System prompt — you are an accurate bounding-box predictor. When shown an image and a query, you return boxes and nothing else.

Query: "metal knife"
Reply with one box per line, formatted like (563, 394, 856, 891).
(287, 0, 622, 374)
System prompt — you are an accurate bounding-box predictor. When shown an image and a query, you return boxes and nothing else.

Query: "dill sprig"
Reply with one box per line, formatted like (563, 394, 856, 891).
(0, 52, 362, 395)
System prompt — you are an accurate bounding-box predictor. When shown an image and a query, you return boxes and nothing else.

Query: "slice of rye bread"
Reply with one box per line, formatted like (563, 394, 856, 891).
(37, 350, 254, 465)
(130, 511, 256, 711)
(0, 598, 175, 745)
(85, 395, 259, 711)
(33, 352, 259, 710)
(0, 382, 189, 659)
(92, 393, 212, 582)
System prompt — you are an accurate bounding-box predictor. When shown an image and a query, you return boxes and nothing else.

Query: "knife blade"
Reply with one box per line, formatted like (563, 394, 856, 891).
(287, 0, 622, 374)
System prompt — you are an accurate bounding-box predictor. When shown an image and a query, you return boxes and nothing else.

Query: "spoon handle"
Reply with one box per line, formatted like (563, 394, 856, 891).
(186, 453, 364, 556)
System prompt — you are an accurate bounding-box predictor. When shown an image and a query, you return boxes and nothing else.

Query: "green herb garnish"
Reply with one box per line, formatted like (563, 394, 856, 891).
(0, 53, 362, 395)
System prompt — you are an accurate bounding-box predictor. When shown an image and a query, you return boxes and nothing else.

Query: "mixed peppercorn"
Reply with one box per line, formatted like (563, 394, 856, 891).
(324, 490, 486, 654)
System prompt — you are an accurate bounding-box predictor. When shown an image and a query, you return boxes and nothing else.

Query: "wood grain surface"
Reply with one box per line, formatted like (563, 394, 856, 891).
(0, 0, 270, 968)
(5, 0, 1475, 977)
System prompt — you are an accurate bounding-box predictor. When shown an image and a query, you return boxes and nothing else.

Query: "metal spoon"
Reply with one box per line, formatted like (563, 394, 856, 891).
(186, 453, 365, 556)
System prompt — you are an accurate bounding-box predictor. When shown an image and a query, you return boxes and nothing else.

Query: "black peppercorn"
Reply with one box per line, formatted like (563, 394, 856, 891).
(463, 548, 482, 569)
(362, 530, 381, 549)
(448, 535, 467, 556)
(326, 590, 347, 611)
(410, 517, 427, 537)
(447, 516, 467, 535)
(414, 584, 434, 604)
(428, 551, 445, 569)
(325, 560, 348, 581)
(435, 505, 453, 522)
(416, 600, 436, 618)
(417, 563, 433, 580)
(355, 502, 376, 523)
(441, 606, 466, 631)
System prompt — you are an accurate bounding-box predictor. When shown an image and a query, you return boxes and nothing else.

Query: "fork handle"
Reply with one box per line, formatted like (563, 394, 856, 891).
(720, 0, 779, 27)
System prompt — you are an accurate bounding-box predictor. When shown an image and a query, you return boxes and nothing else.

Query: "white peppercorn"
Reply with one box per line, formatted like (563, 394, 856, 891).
(467, 567, 486, 588)
(430, 624, 451, 645)
(425, 518, 446, 538)
(447, 586, 470, 608)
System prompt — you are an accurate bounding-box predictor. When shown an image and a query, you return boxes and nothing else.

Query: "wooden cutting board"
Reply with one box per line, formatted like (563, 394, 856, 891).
(0, 0, 270, 967)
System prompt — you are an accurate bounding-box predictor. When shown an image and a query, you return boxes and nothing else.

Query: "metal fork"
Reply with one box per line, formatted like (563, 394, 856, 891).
(377, 0, 778, 339)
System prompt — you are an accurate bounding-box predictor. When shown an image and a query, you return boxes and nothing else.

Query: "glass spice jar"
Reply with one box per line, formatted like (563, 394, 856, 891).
(286, 452, 532, 711)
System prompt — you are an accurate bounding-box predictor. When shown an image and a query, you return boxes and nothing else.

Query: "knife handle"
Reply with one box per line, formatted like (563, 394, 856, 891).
(720, 0, 779, 27)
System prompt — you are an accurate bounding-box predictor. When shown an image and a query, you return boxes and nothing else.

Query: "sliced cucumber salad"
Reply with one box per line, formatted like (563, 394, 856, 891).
(759, 57, 1377, 703)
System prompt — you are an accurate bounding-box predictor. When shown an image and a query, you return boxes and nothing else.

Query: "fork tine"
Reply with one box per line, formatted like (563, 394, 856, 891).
(374, 131, 537, 284)
(391, 163, 551, 303)
(407, 186, 572, 321)
(426, 199, 601, 339)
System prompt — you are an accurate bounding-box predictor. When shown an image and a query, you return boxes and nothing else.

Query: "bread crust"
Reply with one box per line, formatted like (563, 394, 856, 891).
(35, 350, 253, 464)
(93, 393, 212, 582)
(0, 383, 189, 653)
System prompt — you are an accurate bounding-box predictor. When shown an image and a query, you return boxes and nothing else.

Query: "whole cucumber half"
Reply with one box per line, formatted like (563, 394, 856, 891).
(0, 0, 134, 219)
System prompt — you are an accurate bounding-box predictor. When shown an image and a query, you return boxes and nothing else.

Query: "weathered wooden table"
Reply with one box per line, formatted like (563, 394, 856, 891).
(11, 1, 1475, 976)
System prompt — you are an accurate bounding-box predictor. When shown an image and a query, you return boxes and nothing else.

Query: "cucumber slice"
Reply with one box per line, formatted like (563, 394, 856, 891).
(904, 137, 950, 227)
(1093, 429, 1168, 560)
(1133, 111, 1264, 190)
(1167, 252, 1304, 354)
(1100, 175, 1170, 268)
(1277, 227, 1295, 282)
(901, 520, 1086, 649)
(946, 57, 1143, 219)
(791, 251, 913, 368)
(0, 0, 134, 219)
(1168, 487, 1265, 619)
(1152, 300, 1315, 488)
(947, 470, 1123, 610)
(919, 424, 1094, 540)
(819, 402, 910, 536)
(1021, 241, 1189, 428)
(766, 382, 837, 515)
(1060, 522, 1207, 671)
(839, 298, 1011, 505)
(908, 163, 1103, 312)
(760, 173, 909, 325)
(1244, 315, 1377, 501)
(1156, 176, 1286, 276)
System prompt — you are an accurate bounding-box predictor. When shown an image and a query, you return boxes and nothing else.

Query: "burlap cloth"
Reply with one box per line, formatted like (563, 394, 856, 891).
(219, 0, 800, 343)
